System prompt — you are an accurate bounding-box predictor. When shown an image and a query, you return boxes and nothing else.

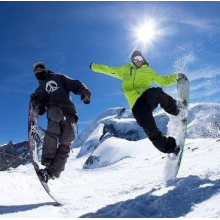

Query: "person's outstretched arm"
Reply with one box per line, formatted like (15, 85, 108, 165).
(62, 75, 91, 103)
(90, 63, 124, 80)
(151, 69, 178, 87)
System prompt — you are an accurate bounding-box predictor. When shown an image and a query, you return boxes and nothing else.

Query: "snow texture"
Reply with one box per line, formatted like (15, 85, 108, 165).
(0, 138, 220, 218)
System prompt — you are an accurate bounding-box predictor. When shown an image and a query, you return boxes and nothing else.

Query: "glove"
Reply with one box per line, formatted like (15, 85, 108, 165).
(30, 92, 39, 101)
(83, 95, 91, 104)
(178, 73, 186, 79)
(89, 62, 93, 69)
(30, 92, 42, 106)
(81, 90, 91, 104)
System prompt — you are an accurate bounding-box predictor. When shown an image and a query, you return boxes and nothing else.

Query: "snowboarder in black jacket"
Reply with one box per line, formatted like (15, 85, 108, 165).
(31, 61, 91, 183)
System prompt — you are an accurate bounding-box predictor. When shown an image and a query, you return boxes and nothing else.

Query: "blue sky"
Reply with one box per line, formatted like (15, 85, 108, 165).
(0, 1, 220, 145)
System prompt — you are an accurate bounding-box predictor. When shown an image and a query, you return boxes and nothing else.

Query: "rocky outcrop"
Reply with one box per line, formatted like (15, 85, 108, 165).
(0, 141, 30, 171)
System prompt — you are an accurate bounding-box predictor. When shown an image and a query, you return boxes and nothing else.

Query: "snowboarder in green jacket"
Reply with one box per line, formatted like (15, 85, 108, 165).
(90, 50, 183, 155)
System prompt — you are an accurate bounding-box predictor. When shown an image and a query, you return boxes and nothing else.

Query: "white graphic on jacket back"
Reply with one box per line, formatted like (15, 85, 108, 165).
(45, 80, 60, 94)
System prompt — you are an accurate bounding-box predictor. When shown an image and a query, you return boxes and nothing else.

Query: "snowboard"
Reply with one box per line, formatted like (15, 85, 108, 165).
(163, 74, 189, 181)
(28, 100, 62, 206)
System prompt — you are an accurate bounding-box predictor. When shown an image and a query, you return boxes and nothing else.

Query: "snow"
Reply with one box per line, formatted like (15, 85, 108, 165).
(1, 138, 220, 217)
(1, 103, 220, 217)
(187, 103, 220, 138)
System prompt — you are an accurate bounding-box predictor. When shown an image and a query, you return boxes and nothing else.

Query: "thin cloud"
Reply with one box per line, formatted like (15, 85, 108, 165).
(187, 68, 220, 82)
(180, 18, 220, 32)
(190, 82, 208, 92)
(190, 87, 220, 101)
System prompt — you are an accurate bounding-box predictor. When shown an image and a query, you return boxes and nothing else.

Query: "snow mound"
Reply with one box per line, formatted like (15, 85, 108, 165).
(73, 107, 169, 158)
(72, 103, 220, 169)
(83, 137, 154, 169)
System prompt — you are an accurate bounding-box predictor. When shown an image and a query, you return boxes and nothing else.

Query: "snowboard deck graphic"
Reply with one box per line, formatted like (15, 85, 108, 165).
(28, 100, 62, 206)
(164, 74, 189, 181)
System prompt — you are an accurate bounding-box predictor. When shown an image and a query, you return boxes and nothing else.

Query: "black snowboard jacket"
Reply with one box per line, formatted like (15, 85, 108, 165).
(35, 71, 91, 121)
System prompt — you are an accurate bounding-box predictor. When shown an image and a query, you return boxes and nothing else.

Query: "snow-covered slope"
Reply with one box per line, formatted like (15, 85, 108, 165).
(73, 103, 220, 169)
(0, 138, 220, 218)
(187, 103, 220, 138)
(73, 107, 169, 158)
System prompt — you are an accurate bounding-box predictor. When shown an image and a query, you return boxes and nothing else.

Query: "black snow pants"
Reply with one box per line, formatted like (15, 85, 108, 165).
(42, 106, 76, 178)
(132, 87, 179, 153)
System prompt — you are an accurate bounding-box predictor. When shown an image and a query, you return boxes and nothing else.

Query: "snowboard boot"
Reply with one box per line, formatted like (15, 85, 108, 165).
(37, 169, 50, 183)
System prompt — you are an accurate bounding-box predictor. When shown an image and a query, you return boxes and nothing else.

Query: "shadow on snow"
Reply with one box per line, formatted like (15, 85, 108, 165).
(0, 202, 58, 215)
(80, 175, 220, 218)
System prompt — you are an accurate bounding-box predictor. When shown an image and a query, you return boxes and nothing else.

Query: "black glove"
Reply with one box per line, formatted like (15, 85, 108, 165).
(30, 92, 40, 101)
(30, 92, 42, 107)
(81, 90, 91, 104)
(89, 62, 93, 69)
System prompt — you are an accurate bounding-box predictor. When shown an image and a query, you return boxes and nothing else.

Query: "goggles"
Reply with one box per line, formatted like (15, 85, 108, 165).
(133, 56, 143, 63)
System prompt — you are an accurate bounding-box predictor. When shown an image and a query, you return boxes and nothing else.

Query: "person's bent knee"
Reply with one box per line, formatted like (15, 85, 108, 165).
(47, 106, 65, 123)
(46, 120, 62, 136)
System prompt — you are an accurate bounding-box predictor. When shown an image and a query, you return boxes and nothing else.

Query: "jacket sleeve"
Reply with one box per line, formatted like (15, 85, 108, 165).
(91, 63, 123, 80)
(34, 88, 48, 115)
(151, 69, 178, 87)
(62, 75, 91, 96)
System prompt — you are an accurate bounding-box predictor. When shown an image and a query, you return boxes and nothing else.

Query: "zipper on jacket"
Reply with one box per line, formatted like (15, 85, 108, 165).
(130, 67, 133, 76)
(133, 68, 140, 95)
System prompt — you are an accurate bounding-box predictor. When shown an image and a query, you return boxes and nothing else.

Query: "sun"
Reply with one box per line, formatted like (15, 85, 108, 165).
(136, 22, 156, 43)
(127, 18, 169, 53)
(135, 21, 156, 44)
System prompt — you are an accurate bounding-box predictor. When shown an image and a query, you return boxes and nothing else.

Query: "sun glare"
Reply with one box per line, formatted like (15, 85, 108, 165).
(136, 22, 155, 43)
(128, 18, 168, 53)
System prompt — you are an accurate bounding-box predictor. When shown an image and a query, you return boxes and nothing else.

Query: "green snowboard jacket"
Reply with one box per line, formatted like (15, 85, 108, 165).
(91, 62, 178, 109)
